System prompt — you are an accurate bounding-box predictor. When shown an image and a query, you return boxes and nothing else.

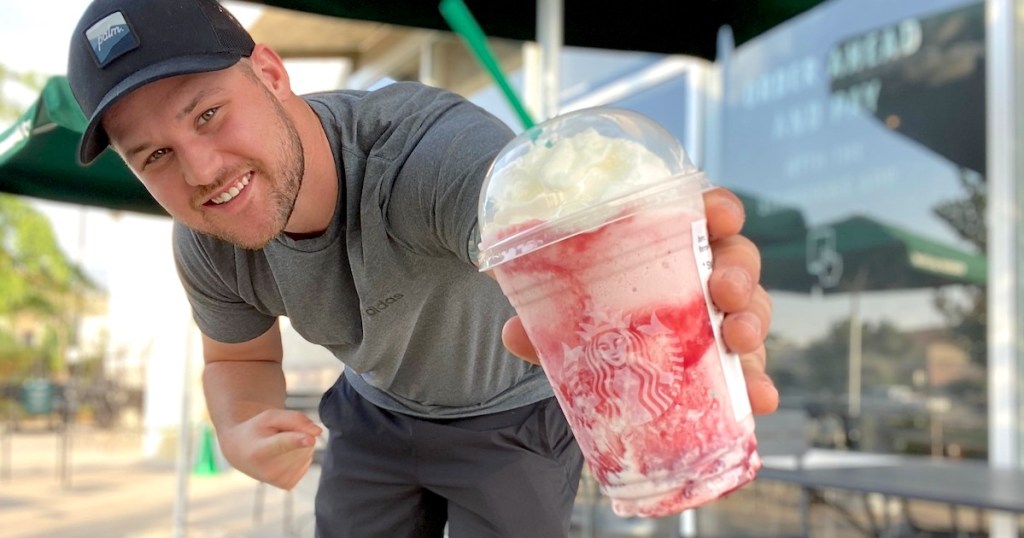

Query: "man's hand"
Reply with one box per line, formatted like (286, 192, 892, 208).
(702, 188, 778, 414)
(217, 408, 323, 490)
(502, 187, 779, 415)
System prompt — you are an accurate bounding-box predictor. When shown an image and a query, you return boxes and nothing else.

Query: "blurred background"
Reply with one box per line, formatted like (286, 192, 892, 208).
(0, 0, 1021, 536)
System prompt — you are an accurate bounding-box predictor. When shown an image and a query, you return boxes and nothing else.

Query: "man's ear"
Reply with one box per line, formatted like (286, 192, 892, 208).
(248, 44, 292, 99)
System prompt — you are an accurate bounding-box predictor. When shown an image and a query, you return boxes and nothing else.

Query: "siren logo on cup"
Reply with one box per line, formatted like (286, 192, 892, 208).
(85, 11, 139, 66)
(365, 294, 405, 316)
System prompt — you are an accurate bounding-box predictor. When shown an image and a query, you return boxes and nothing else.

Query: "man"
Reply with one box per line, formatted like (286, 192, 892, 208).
(68, 0, 777, 536)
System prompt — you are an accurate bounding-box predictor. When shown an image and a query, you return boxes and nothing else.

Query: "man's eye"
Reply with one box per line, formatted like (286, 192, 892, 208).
(145, 148, 169, 166)
(198, 107, 219, 125)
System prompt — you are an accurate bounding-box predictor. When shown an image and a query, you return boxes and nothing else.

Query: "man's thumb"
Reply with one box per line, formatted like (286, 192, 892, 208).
(268, 430, 316, 457)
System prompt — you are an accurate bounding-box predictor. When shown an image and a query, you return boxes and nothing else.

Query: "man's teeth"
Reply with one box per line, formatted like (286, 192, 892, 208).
(212, 174, 251, 204)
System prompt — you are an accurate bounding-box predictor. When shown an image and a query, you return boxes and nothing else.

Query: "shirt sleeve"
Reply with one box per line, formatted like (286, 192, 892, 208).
(172, 222, 277, 344)
(371, 83, 515, 266)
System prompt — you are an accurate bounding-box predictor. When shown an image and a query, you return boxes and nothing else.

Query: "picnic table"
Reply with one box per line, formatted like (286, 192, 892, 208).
(758, 448, 1024, 537)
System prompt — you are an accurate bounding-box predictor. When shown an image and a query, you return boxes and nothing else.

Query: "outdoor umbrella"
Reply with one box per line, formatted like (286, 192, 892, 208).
(253, 0, 829, 59)
(761, 214, 986, 294)
(734, 190, 808, 246)
(0, 76, 162, 216)
(759, 214, 987, 419)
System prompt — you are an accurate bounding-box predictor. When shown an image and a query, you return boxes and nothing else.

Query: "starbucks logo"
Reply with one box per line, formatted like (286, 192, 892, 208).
(560, 303, 687, 425)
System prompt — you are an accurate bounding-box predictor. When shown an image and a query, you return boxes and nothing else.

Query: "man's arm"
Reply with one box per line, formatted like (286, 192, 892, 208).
(201, 320, 322, 490)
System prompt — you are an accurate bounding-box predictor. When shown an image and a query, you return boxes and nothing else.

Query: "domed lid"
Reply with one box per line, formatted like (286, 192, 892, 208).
(477, 107, 705, 270)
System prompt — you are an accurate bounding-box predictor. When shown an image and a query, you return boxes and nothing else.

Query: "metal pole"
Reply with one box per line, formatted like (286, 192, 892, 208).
(55, 382, 71, 488)
(57, 422, 71, 488)
(1, 406, 11, 481)
(284, 490, 294, 537)
(986, 0, 1019, 537)
(536, 0, 562, 121)
(847, 269, 868, 423)
(418, 34, 438, 88)
(172, 323, 195, 538)
(578, 469, 594, 538)
(847, 290, 862, 420)
(678, 509, 697, 537)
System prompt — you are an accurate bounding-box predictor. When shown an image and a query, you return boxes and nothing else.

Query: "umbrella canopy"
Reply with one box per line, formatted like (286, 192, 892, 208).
(253, 0, 828, 59)
(734, 190, 808, 246)
(761, 214, 987, 294)
(0, 76, 163, 216)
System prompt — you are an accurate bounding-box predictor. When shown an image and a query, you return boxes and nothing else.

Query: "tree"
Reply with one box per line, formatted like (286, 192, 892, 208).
(802, 318, 922, 401)
(0, 63, 97, 380)
(932, 167, 986, 368)
(0, 63, 45, 122)
(0, 190, 98, 379)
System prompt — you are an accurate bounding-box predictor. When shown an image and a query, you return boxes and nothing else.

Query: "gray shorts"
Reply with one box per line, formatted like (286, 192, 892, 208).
(314, 374, 585, 538)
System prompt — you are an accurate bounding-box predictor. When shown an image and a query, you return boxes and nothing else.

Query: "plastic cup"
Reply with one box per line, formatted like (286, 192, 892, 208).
(477, 108, 761, 517)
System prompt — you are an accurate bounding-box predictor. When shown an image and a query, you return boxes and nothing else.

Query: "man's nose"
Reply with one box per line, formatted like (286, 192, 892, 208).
(179, 142, 222, 187)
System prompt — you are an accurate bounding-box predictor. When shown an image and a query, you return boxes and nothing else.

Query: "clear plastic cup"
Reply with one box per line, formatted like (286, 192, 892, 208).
(478, 108, 761, 517)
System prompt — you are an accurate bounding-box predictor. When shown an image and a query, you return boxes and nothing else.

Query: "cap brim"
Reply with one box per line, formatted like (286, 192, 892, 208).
(78, 53, 243, 165)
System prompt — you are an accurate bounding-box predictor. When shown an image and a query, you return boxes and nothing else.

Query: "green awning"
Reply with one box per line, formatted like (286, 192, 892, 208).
(0, 76, 163, 215)
(253, 0, 828, 58)
(760, 215, 987, 293)
(734, 190, 808, 246)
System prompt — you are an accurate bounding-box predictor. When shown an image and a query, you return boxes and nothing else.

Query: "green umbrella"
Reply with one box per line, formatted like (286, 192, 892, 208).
(761, 214, 986, 294)
(253, 0, 827, 59)
(734, 190, 808, 246)
(759, 214, 987, 419)
(0, 76, 164, 216)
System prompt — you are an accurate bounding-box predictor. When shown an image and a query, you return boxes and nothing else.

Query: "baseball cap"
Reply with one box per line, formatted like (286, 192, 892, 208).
(68, 0, 255, 165)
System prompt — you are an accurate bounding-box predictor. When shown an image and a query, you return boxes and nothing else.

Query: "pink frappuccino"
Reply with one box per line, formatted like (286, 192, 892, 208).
(478, 109, 760, 517)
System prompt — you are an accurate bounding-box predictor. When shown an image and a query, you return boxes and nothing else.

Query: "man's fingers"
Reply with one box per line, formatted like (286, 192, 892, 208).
(258, 433, 315, 490)
(703, 188, 745, 240)
(708, 234, 761, 313)
(277, 460, 313, 491)
(502, 316, 541, 365)
(740, 346, 779, 415)
(721, 286, 772, 355)
(261, 430, 317, 458)
(745, 373, 780, 415)
(703, 187, 777, 414)
(260, 409, 323, 438)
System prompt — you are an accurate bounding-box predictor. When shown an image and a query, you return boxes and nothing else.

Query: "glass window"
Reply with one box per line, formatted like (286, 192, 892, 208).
(466, 47, 665, 131)
(607, 76, 691, 153)
(720, 0, 986, 459)
(558, 47, 664, 103)
(467, 71, 527, 130)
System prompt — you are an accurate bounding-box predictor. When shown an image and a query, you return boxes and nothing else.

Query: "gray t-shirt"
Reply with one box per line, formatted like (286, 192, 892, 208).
(173, 82, 553, 418)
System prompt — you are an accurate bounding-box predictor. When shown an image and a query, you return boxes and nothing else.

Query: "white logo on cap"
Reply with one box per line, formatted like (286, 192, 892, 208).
(86, 11, 138, 66)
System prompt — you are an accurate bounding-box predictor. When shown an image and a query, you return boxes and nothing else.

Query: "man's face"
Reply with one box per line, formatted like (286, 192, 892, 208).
(103, 63, 304, 249)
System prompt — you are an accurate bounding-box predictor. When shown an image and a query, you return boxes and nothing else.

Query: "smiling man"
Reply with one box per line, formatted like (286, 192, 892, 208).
(68, 1, 777, 536)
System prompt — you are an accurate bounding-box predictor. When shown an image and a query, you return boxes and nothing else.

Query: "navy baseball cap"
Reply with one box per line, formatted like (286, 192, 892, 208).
(68, 0, 255, 165)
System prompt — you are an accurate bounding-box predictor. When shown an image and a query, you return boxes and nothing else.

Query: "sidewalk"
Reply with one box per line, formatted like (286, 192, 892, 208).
(0, 428, 318, 538)
(1, 427, 918, 537)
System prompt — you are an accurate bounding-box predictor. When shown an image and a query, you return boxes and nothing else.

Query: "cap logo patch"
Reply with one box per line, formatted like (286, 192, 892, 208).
(85, 11, 139, 67)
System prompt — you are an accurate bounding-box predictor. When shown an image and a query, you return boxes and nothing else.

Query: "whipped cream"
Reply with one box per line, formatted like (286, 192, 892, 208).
(484, 128, 674, 230)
